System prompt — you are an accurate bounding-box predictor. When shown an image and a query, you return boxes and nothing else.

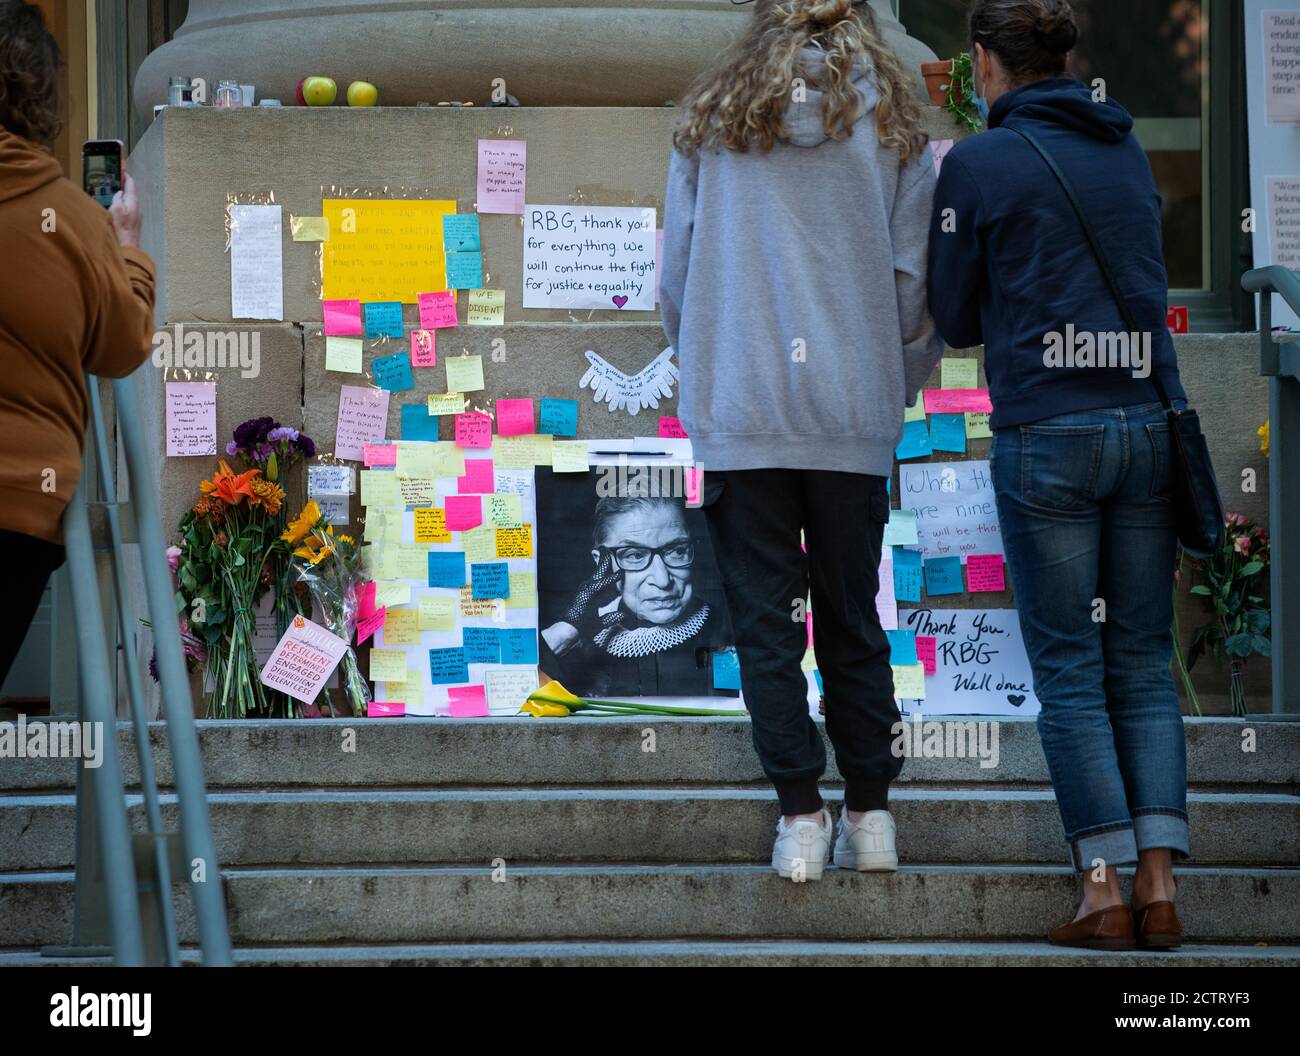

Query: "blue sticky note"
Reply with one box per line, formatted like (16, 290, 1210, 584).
(813, 669, 824, 694)
(401, 402, 440, 441)
(442, 214, 481, 252)
(712, 650, 741, 690)
(895, 419, 932, 460)
(462, 626, 501, 664)
(882, 508, 919, 548)
(470, 561, 510, 599)
(885, 629, 918, 667)
(429, 647, 469, 685)
(539, 398, 579, 437)
(930, 413, 967, 453)
(364, 301, 403, 339)
(500, 628, 538, 665)
(445, 251, 484, 290)
(894, 547, 923, 603)
(427, 551, 466, 588)
(372, 350, 414, 393)
(923, 555, 964, 596)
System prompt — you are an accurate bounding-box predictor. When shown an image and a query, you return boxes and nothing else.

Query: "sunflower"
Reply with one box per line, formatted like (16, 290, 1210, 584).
(282, 501, 322, 545)
(293, 526, 336, 565)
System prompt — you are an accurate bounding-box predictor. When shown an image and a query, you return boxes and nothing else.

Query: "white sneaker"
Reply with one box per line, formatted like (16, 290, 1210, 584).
(771, 807, 832, 881)
(833, 809, 898, 872)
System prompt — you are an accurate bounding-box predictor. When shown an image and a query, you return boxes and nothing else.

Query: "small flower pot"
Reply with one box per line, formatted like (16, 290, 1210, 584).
(921, 60, 954, 106)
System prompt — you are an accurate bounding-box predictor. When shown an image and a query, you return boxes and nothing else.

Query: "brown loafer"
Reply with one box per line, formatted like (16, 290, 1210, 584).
(1133, 900, 1182, 950)
(1048, 904, 1136, 950)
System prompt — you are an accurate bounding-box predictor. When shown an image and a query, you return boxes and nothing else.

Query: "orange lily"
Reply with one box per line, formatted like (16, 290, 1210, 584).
(200, 459, 260, 506)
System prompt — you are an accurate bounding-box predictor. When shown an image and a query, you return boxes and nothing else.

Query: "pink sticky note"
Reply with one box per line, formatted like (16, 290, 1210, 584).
(357, 581, 377, 619)
(165, 381, 217, 457)
(335, 385, 390, 462)
(923, 388, 993, 414)
(915, 636, 937, 676)
(684, 467, 703, 507)
(458, 458, 495, 494)
(477, 140, 527, 214)
(323, 299, 364, 336)
(496, 398, 535, 436)
(454, 412, 493, 449)
(363, 443, 397, 467)
(368, 701, 406, 718)
(448, 684, 490, 717)
(445, 494, 482, 531)
(410, 328, 437, 367)
(806, 608, 814, 649)
(418, 291, 458, 330)
(356, 606, 386, 647)
(967, 553, 1006, 593)
(658, 416, 688, 439)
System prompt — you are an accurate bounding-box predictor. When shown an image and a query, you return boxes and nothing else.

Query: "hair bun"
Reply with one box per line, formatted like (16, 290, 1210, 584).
(780, 0, 854, 29)
(1034, 1, 1079, 54)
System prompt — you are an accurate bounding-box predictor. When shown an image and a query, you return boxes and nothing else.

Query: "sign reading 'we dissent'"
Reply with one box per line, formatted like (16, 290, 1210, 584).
(523, 204, 657, 311)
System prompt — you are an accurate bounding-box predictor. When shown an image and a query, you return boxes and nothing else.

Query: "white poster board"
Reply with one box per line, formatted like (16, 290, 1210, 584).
(897, 460, 1003, 562)
(523, 204, 657, 310)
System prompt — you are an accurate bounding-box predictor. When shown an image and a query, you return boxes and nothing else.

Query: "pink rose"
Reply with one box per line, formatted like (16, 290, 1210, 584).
(1235, 535, 1252, 556)
(166, 546, 182, 574)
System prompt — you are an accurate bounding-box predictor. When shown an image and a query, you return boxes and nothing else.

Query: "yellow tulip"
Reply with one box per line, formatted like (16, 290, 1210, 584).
(519, 699, 572, 717)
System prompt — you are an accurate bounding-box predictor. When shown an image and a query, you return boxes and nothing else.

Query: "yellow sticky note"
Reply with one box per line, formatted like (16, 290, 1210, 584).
(445, 355, 485, 393)
(392, 543, 432, 580)
(363, 546, 392, 580)
(485, 494, 523, 529)
(432, 443, 466, 478)
(505, 571, 538, 609)
(941, 357, 979, 390)
(459, 586, 497, 618)
(904, 394, 926, 423)
(398, 476, 436, 507)
(325, 336, 363, 373)
(374, 581, 412, 609)
(291, 215, 330, 242)
(365, 507, 404, 543)
(493, 434, 551, 469)
(495, 524, 533, 558)
(459, 526, 496, 565)
(466, 288, 505, 326)
(369, 649, 409, 683)
(414, 506, 452, 543)
(892, 663, 927, 700)
(321, 198, 457, 303)
(801, 647, 819, 674)
(418, 594, 457, 631)
(965, 412, 992, 439)
(428, 393, 468, 416)
(551, 441, 590, 473)
(383, 608, 420, 645)
(396, 443, 437, 478)
(397, 671, 423, 709)
(360, 470, 401, 507)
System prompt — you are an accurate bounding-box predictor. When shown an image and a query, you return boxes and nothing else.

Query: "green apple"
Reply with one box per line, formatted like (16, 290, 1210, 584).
(301, 76, 337, 106)
(347, 81, 378, 107)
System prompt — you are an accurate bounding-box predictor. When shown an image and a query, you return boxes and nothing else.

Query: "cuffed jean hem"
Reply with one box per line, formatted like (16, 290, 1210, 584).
(1134, 810, 1191, 860)
(1071, 824, 1139, 872)
(843, 778, 890, 813)
(774, 778, 823, 817)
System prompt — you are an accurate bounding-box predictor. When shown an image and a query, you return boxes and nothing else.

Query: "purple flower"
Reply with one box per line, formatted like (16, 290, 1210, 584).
(166, 545, 182, 574)
(267, 426, 299, 443)
(225, 440, 240, 457)
(297, 433, 317, 459)
(233, 416, 276, 447)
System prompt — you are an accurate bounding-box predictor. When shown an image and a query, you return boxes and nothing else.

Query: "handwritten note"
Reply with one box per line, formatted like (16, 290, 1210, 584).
(321, 199, 457, 304)
(966, 553, 1006, 593)
(418, 290, 458, 329)
(229, 204, 283, 320)
(924, 388, 993, 414)
(165, 381, 217, 456)
(496, 398, 535, 436)
(335, 385, 390, 461)
(539, 398, 578, 437)
(940, 357, 979, 390)
(898, 460, 1003, 562)
(478, 139, 527, 214)
(326, 336, 363, 373)
(372, 350, 415, 392)
(466, 288, 505, 326)
(259, 616, 348, 704)
(923, 556, 964, 596)
(445, 251, 484, 290)
(930, 413, 967, 454)
(445, 355, 485, 392)
(898, 609, 1037, 715)
(364, 301, 404, 339)
(523, 204, 657, 310)
(442, 214, 481, 252)
(455, 412, 493, 448)
(410, 328, 436, 367)
(893, 547, 923, 603)
(895, 419, 932, 460)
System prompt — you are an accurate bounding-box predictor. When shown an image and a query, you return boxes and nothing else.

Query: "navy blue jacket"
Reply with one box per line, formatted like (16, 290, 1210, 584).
(927, 78, 1186, 429)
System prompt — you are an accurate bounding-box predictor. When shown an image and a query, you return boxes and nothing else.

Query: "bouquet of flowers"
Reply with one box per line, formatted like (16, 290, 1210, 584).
(282, 500, 372, 717)
(175, 458, 287, 718)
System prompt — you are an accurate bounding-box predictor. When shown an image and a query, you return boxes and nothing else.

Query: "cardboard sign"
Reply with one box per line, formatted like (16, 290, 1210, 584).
(259, 615, 350, 704)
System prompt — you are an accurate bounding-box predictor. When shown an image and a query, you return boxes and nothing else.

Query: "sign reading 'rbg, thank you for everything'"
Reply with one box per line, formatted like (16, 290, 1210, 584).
(523, 204, 657, 311)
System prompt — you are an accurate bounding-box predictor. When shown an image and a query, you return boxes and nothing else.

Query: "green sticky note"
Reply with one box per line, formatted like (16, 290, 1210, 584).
(326, 336, 363, 373)
(445, 355, 485, 393)
(941, 357, 979, 390)
(904, 394, 926, 423)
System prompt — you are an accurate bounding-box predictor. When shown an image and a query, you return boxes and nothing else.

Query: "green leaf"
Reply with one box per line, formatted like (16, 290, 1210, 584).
(1189, 585, 1212, 596)
(1245, 609, 1270, 635)
(1226, 633, 1255, 658)
(1252, 635, 1272, 657)
(1239, 561, 1264, 577)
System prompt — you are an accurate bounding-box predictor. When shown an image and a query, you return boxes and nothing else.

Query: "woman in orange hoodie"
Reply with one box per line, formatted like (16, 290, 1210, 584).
(0, 0, 156, 688)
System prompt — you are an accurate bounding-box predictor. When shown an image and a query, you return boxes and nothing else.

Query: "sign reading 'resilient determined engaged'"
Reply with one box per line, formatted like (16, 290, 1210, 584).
(523, 204, 657, 311)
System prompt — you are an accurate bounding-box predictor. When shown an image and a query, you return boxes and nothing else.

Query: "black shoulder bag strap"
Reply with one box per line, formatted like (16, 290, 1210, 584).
(1004, 123, 1177, 409)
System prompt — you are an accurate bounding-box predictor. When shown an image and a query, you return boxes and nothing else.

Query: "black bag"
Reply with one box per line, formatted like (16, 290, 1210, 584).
(1007, 124, 1226, 559)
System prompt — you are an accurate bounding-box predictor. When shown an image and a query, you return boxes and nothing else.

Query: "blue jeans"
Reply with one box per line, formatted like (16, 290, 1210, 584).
(990, 401, 1189, 871)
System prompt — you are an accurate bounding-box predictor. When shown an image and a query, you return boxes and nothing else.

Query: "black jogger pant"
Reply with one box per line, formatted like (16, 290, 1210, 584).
(700, 469, 903, 816)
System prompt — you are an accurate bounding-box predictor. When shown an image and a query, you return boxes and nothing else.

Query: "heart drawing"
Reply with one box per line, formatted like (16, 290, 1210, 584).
(1006, 694, 1025, 707)
(612, 295, 628, 308)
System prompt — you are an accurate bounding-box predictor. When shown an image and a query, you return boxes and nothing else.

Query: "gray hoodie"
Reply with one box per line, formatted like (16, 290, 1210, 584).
(661, 46, 944, 476)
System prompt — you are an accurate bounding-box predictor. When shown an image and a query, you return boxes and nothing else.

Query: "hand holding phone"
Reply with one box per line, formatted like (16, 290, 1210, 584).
(108, 173, 142, 248)
(82, 139, 123, 208)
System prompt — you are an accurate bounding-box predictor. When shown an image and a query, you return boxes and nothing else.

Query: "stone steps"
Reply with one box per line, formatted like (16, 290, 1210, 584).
(3, 788, 1297, 871)
(3, 864, 1298, 947)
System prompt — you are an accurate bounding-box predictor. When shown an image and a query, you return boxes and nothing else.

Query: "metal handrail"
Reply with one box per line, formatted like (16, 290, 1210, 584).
(56, 369, 233, 965)
(1240, 265, 1300, 714)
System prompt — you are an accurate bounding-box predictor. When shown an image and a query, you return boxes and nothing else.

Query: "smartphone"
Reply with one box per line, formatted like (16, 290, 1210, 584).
(82, 139, 124, 208)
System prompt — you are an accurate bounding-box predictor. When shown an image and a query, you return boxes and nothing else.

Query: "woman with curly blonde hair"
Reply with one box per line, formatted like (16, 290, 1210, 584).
(662, 0, 944, 881)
